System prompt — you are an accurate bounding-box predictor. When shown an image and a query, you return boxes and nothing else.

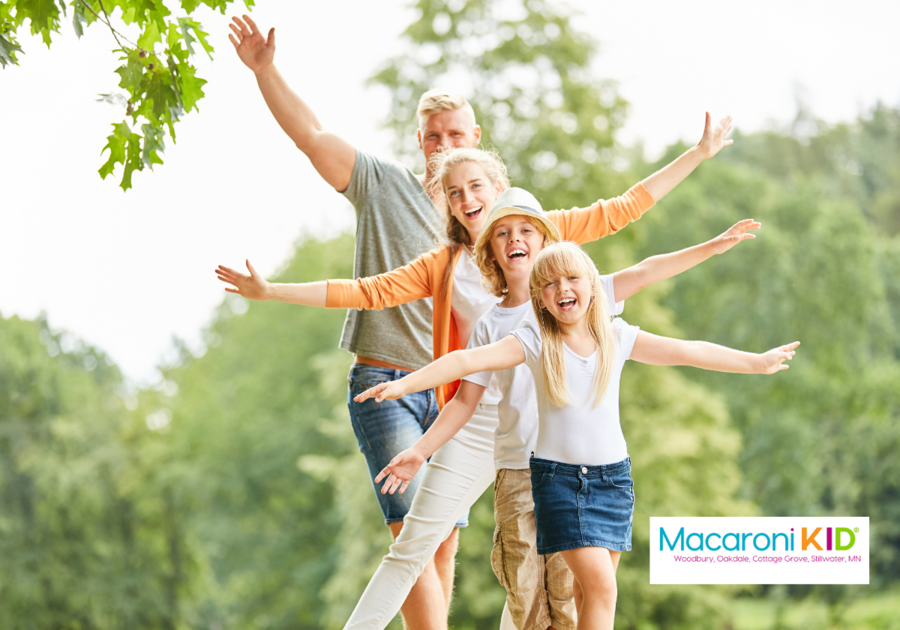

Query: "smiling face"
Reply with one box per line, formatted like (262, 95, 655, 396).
(443, 161, 503, 242)
(488, 216, 549, 287)
(539, 273, 594, 330)
(418, 108, 481, 166)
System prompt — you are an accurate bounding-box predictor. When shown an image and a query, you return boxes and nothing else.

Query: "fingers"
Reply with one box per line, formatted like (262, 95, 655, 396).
(225, 288, 239, 294)
(242, 14, 259, 35)
(232, 16, 252, 37)
(783, 341, 801, 351)
(399, 480, 411, 494)
(228, 33, 239, 49)
(374, 467, 389, 483)
(267, 27, 275, 47)
(704, 111, 712, 134)
(246, 259, 259, 277)
(228, 22, 244, 43)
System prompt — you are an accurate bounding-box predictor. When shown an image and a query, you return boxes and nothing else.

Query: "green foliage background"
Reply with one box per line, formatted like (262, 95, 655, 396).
(2, 0, 899, 629)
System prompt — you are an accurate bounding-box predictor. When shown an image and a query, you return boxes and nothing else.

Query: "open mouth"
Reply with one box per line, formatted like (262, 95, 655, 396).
(557, 297, 577, 311)
(507, 248, 527, 260)
(463, 207, 483, 220)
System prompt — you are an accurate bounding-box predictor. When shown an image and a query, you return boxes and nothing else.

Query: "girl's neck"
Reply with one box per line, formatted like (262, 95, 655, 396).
(557, 316, 590, 339)
(499, 277, 531, 308)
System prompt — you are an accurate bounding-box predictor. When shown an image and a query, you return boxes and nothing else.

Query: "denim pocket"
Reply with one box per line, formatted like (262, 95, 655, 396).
(530, 471, 549, 491)
(607, 470, 634, 489)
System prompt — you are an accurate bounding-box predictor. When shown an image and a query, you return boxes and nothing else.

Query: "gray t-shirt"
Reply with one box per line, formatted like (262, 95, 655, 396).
(339, 150, 443, 369)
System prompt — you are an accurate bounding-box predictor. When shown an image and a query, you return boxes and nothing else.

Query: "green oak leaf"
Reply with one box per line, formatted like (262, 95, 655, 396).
(140, 123, 165, 169)
(136, 19, 160, 51)
(0, 31, 24, 67)
(115, 49, 143, 96)
(71, 0, 87, 38)
(98, 121, 130, 180)
(19, 0, 62, 45)
(121, 128, 143, 190)
(178, 17, 212, 59)
(176, 60, 206, 112)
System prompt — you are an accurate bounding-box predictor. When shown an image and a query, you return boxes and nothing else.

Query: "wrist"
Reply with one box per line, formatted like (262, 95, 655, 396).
(410, 442, 430, 462)
(254, 64, 274, 80)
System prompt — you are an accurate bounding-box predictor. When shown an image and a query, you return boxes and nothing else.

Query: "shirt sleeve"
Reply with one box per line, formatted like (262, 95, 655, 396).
(510, 319, 543, 371)
(598, 274, 624, 316)
(461, 317, 494, 387)
(340, 149, 412, 210)
(613, 317, 641, 367)
(545, 183, 655, 244)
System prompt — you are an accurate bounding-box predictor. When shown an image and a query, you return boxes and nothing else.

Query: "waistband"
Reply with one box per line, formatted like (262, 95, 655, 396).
(529, 455, 631, 478)
(349, 363, 413, 380)
(353, 355, 413, 371)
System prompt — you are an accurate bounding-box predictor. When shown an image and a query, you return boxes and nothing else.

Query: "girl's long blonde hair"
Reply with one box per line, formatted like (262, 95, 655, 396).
(426, 148, 510, 298)
(529, 242, 616, 409)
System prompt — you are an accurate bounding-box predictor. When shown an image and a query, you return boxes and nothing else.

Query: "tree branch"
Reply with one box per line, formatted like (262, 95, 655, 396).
(78, 0, 144, 52)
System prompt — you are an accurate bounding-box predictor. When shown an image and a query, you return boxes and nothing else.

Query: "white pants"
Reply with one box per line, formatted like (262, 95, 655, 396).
(344, 404, 506, 630)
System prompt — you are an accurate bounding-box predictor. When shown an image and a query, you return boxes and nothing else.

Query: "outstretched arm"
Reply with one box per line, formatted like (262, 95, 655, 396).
(631, 332, 799, 374)
(373, 381, 487, 495)
(612, 219, 760, 301)
(641, 112, 733, 202)
(229, 15, 356, 191)
(216, 260, 327, 306)
(355, 335, 525, 403)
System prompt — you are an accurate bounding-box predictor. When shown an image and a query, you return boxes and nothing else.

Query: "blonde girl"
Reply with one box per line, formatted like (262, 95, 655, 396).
(356, 242, 799, 630)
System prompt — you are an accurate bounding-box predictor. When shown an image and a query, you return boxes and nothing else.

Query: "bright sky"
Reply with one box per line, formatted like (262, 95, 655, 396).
(2, 0, 898, 384)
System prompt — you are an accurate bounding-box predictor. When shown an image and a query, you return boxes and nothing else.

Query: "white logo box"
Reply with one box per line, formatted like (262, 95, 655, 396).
(649, 517, 869, 585)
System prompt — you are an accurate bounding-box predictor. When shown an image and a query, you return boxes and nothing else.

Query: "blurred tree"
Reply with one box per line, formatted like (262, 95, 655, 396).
(0, 0, 252, 190)
(0, 313, 201, 628)
(632, 105, 900, 589)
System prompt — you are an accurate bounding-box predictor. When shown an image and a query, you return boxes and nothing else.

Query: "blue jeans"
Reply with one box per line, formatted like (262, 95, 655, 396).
(347, 364, 469, 526)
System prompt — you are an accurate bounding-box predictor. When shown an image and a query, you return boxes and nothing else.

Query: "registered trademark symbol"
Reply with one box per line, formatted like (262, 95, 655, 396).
(854, 527, 859, 533)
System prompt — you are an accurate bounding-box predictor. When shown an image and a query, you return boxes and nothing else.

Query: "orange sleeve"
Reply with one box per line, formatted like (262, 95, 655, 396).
(325, 246, 446, 310)
(546, 183, 655, 244)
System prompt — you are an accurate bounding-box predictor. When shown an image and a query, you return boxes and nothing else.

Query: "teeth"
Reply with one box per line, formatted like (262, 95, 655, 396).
(558, 298, 576, 306)
(508, 249, 526, 258)
(464, 207, 482, 216)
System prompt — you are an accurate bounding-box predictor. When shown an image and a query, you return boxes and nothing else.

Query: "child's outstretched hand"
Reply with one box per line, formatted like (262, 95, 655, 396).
(354, 380, 408, 403)
(758, 341, 800, 374)
(696, 112, 734, 160)
(710, 219, 761, 254)
(216, 260, 270, 300)
(374, 447, 426, 494)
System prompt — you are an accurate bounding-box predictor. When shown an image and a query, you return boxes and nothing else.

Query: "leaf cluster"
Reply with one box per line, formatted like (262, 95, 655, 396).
(1, 0, 253, 190)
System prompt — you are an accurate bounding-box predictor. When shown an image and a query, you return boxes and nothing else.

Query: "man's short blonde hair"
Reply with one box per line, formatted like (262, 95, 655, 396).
(417, 89, 477, 131)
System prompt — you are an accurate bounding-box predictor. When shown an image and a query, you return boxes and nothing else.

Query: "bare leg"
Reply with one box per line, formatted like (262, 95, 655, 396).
(559, 548, 621, 630)
(432, 527, 460, 610)
(389, 521, 450, 630)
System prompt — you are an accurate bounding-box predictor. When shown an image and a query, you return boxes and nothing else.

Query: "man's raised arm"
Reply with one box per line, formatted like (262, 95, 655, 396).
(229, 15, 356, 191)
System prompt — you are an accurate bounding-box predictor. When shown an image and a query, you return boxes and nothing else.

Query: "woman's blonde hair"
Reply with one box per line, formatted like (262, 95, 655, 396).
(426, 148, 510, 297)
(529, 242, 616, 409)
(475, 216, 558, 297)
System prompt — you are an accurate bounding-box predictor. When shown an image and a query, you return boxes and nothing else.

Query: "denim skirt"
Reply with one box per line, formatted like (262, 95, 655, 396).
(529, 456, 634, 555)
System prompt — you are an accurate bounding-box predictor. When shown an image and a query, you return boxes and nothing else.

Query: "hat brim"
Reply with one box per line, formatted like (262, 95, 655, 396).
(475, 205, 562, 254)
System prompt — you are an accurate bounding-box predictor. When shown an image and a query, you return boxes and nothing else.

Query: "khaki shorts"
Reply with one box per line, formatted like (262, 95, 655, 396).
(491, 468, 577, 630)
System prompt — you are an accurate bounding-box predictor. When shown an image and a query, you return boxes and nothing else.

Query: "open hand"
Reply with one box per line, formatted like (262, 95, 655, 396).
(758, 341, 800, 374)
(696, 112, 733, 160)
(374, 448, 427, 495)
(353, 380, 408, 403)
(710, 219, 761, 254)
(229, 15, 275, 74)
(216, 260, 269, 300)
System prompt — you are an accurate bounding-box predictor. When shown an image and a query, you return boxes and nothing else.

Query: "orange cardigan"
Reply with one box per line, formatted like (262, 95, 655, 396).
(327, 183, 656, 408)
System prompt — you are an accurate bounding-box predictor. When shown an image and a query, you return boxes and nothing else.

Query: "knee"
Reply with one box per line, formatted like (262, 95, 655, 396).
(433, 528, 460, 565)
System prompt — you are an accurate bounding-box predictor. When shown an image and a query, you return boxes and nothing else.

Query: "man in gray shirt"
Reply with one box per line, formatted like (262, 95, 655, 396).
(229, 15, 479, 629)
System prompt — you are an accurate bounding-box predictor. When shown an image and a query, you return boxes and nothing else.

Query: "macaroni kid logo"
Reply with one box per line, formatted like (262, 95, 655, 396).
(649, 517, 869, 585)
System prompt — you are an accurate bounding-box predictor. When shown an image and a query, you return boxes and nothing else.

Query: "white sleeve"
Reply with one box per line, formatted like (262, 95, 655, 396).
(613, 317, 641, 367)
(598, 274, 624, 316)
(510, 319, 543, 370)
(461, 318, 493, 387)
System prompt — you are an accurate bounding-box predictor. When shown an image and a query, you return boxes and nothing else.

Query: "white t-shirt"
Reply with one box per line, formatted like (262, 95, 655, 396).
(451, 247, 503, 350)
(511, 316, 640, 466)
(463, 275, 623, 469)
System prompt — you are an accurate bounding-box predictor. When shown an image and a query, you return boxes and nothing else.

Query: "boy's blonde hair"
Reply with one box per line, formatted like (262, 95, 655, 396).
(417, 89, 476, 131)
(426, 147, 510, 298)
(475, 216, 559, 297)
(529, 242, 616, 409)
